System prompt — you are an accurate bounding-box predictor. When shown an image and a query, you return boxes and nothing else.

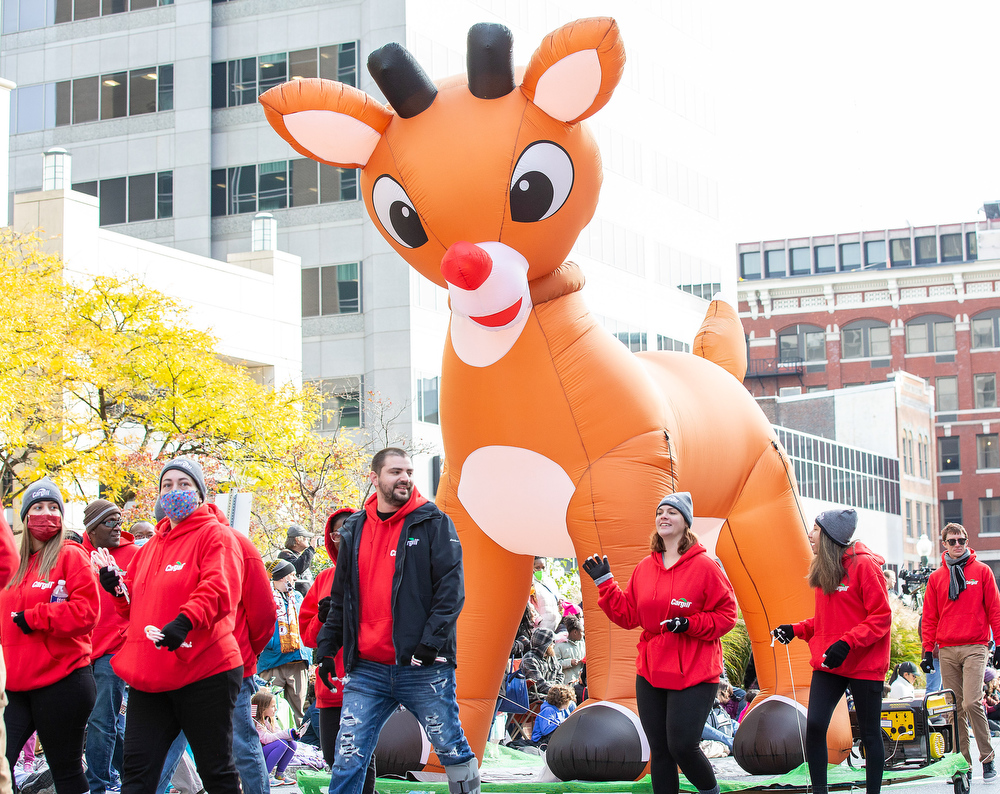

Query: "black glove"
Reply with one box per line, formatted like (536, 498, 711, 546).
(664, 617, 689, 633)
(99, 566, 124, 596)
(290, 728, 301, 740)
(582, 554, 612, 584)
(12, 611, 32, 634)
(920, 651, 935, 674)
(822, 640, 850, 669)
(411, 643, 438, 667)
(317, 656, 338, 690)
(317, 596, 331, 624)
(155, 614, 193, 652)
(772, 624, 794, 645)
(992, 645, 1000, 670)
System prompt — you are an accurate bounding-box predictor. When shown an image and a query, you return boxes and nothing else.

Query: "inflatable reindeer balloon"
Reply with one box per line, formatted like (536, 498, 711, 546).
(262, 18, 850, 779)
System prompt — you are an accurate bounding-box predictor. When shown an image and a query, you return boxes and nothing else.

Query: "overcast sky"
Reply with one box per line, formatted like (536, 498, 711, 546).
(714, 0, 1000, 243)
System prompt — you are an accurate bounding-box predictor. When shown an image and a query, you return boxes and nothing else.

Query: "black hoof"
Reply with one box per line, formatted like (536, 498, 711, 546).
(545, 703, 647, 781)
(733, 696, 807, 775)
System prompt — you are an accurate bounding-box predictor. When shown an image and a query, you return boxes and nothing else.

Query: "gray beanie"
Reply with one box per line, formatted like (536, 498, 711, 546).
(159, 457, 206, 501)
(816, 508, 857, 546)
(20, 478, 65, 521)
(657, 491, 693, 528)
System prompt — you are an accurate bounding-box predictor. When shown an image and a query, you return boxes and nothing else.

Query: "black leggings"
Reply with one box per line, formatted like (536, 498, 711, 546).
(807, 670, 884, 794)
(122, 667, 242, 794)
(635, 676, 717, 794)
(5, 665, 96, 794)
(318, 707, 376, 794)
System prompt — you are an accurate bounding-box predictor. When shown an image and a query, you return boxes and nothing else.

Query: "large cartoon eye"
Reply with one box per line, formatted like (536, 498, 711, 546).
(372, 176, 428, 248)
(509, 141, 574, 223)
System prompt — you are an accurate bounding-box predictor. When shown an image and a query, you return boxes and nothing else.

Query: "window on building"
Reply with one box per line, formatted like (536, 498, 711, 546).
(926, 503, 933, 540)
(915, 235, 937, 265)
(975, 373, 997, 409)
(212, 42, 358, 109)
(941, 499, 962, 528)
(71, 171, 172, 225)
(211, 159, 357, 216)
(616, 332, 647, 352)
(901, 431, 910, 475)
(840, 320, 890, 359)
(765, 249, 785, 278)
(865, 240, 887, 268)
(968, 231, 978, 261)
(311, 376, 363, 432)
(890, 238, 911, 267)
(417, 376, 439, 424)
(978, 434, 999, 470)
(908, 430, 915, 475)
(301, 263, 361, 317)
(789, 247, 810, 276)
(814, 245, 835, 273)
(939, 436, 960, 470)
(971, 310, 1000, 349)
(916, 500, 923, 539)
(778, 324, 825, 363)
(905, 500, 912, 538)
(905, 315, 956, 354)
(656, 335, 690, 353)
(739, 251, 760, 280)
(941, 233, 964, 262)
(840, 242, 861, 271)
(100, 71, 127, 119)
(982, 498, 1000, 535)
(936, 376, 958, 412)
(778, 386, 802, 397)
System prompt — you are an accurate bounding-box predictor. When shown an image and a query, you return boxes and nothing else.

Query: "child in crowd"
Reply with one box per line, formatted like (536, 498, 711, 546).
(251, 689, 302, 786)
(531, 684, 576, 747)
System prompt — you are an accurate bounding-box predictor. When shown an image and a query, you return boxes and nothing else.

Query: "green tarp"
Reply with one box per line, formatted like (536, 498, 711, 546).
(294, 751, 970, 793)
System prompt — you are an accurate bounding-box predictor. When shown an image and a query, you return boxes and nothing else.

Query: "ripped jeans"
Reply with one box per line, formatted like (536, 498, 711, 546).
(328, 660, 475, 794)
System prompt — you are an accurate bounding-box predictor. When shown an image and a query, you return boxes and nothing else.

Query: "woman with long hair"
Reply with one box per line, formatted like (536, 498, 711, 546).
(1, 478, 100, 794)
(583, 492, 737, 794)
(98, 458, 245, 794)
(772, 508, 891, 794)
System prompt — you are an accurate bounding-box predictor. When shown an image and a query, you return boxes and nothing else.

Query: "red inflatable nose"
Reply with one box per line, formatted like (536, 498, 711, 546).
(440, 242, 493, 290)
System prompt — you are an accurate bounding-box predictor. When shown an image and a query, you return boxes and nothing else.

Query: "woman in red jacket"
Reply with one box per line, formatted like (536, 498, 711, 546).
(1, 478, 99, 794)
(300, 508, 375, 794)
(98, 458, 244, 794)
(583, 492, 737, 794)
(772, 508, 891, 794)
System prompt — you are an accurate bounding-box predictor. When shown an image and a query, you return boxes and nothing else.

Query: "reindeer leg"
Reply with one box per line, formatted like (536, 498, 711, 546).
(435, 468, 534, 765)
(717, 441, 852, 773)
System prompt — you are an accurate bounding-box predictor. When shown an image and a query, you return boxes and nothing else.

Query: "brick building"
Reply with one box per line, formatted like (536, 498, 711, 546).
(737, 221, 1000, 573)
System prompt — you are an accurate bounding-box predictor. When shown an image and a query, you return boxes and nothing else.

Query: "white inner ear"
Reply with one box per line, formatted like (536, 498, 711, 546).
(283, 110, 382, 166)
(532, 49, 602, 122)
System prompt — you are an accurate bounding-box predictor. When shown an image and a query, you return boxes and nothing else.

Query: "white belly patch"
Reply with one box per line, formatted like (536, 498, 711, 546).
(457, 446, 576, 557)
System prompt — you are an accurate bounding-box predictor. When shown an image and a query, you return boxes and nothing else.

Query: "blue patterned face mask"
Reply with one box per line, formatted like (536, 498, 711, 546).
(160, 489, 200, 523)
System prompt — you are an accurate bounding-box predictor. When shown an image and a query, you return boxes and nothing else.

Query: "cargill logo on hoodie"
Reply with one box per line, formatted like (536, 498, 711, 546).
(670, 597, 692, 608)
(836, 584, 850, 592)
(165, 561, 186, 572)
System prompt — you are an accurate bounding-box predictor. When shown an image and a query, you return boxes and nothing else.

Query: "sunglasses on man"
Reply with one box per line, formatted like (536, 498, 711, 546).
(945, 538, 967, 547)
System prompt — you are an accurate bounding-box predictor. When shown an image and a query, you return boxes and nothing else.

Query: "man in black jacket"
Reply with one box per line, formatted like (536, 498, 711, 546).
(316, 448, 479, 794)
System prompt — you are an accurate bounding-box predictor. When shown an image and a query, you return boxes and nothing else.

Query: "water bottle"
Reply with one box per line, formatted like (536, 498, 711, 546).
(50, 579, 69, 603)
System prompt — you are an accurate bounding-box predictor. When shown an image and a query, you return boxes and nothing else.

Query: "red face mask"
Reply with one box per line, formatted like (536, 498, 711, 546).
(26, 514, 62, 542)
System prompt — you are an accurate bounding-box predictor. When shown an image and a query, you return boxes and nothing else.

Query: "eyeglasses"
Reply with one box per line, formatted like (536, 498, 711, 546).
(945, 538, 967, 547)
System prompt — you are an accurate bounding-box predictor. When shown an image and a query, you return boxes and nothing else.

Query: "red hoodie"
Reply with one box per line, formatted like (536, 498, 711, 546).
(111, 503, 244, 692)
(597, 544, 737, 689)
(357, 490, 427, 664)
(0, 539, 100, 690)
(793, 541, 891, 681)
(922, 548, 1000, 651)
(301, 507, 353, 708)
(0, 514, 18, 588)
(81, 531, 139, 660)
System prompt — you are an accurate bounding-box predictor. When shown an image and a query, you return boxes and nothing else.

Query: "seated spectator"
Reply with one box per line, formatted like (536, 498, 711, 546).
(520, 628, 563, 698)
(701, 685, 735, 753)
(886, 661, 918, 699)
(984, 669, 1000, 736)
(510, 605, 535, 660)
(555, 616, 586, 703)
(531, 684, 576, 747)
(251, 689, 302, 787)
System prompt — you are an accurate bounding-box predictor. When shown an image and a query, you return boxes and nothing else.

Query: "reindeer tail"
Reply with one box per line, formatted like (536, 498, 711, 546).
(692, 299, 747, 382)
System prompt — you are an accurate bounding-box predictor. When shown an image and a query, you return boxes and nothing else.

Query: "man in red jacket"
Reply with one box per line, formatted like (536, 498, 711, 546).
(0, 513, 20, 794)
(922, 522, 1000, 781)
(82, 499, 139, 794)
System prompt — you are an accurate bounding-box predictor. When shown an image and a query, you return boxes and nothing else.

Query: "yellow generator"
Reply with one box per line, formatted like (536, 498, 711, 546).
(850, 690, 959, 774)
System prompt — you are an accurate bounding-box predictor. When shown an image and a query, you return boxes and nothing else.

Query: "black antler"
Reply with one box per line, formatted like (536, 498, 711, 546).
(467, 23, 514, 100)
(367, 43, 437, 118)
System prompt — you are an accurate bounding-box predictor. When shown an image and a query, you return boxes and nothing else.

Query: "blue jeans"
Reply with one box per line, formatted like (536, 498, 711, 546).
(701, 723, 734, 750)
(157, 732, 187, 794)
(86, 654, 127, 793)
(926, 663, 942, 693)
(232, 677, 269, 794)
(328, 661, 475, 794)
